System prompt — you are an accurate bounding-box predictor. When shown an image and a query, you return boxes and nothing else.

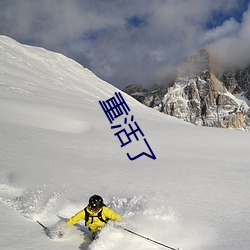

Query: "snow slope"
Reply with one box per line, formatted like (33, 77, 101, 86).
(0, 36, 250, 250)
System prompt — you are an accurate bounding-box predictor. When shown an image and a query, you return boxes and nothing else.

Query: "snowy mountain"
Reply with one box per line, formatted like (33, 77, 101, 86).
(124, 49, 250, 130)
(217, 65, 250, 100)
(0, 36, 250, 250)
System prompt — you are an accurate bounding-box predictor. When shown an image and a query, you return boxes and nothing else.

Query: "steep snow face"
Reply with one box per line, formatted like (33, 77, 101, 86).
(0, 36, 250, 250)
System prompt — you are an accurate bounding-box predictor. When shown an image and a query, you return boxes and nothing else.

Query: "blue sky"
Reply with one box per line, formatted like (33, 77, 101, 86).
(206, 0, 249, 28)
(0, 0, 249, 89)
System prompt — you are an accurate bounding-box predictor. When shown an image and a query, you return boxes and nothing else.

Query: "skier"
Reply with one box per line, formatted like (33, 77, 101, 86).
(66, 194, 122, 239)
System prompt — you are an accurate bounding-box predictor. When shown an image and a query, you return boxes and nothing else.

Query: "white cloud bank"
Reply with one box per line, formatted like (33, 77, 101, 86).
(0, 0, 249, 88)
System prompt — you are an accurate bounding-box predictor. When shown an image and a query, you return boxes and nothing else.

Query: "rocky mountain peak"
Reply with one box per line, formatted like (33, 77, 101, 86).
(177, 48, 210, 78)
(123, 49, 250, 130)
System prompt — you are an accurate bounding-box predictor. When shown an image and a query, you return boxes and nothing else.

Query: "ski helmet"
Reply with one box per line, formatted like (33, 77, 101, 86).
(89, 195, 104, 210)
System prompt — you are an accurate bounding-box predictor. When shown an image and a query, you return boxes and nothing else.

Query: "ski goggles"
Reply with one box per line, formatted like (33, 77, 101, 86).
(89, 204, 101, 212)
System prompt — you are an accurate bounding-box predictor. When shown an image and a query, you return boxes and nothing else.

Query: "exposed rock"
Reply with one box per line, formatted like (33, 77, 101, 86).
(217, 66, 250, 99)
(123, 84, 147, 103)
(123, 49, 250, 130)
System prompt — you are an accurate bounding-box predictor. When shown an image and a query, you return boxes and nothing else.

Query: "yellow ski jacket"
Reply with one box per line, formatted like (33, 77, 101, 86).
(67, 206, 121, 233)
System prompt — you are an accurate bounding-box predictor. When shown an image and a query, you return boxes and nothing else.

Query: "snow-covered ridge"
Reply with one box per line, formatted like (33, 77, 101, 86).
(0, 35, 151, 134)
(0, 35, 130, 102)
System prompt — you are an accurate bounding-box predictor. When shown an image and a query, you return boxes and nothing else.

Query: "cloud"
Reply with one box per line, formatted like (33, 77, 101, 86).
(0, 0, 249, 88)
(200, 18, 240, 45)
(209, 4, 250, 68)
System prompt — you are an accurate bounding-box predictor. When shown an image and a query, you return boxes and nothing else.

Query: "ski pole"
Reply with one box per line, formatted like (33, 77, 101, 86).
(122, 227, 180, 250)
(37, 220, 48, 231)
